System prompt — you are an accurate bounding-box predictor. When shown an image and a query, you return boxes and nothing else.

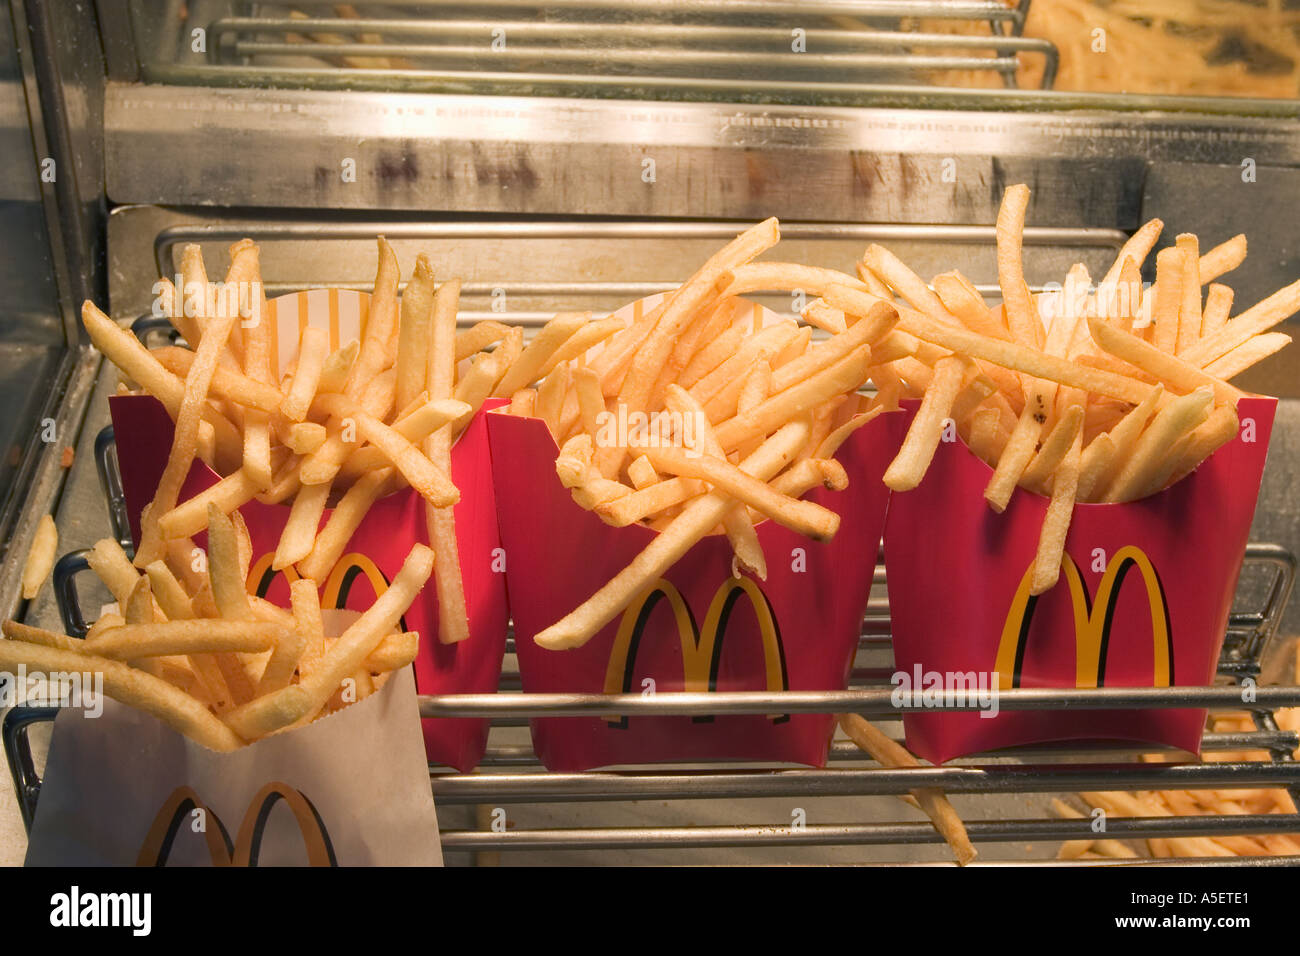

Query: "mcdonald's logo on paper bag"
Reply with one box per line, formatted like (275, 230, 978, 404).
(137, 782, 337, 867)
(247, 552, 408, 628)
(994, 545, 1173, 691)
(602, 577, 788, 727)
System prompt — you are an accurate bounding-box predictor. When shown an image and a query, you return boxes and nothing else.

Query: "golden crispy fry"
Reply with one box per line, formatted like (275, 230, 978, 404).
(884, 356, 965, 492)
(84, 620, 280, 660)
(536, 418, 809, 650)
(20, 514, 57, 601)
(838, 714, 976, 866)
(281, 326, 330, 422)
(0, 640, 243, 750)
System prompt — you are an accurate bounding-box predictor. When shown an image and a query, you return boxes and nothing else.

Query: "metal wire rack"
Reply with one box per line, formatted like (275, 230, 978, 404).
(148, 0, 1060, 94)
(4, 421, 1298, 863)
(122, 219, 1126, 329)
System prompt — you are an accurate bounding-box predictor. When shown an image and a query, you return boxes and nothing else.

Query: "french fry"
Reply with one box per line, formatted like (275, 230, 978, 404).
(721, 262, 867, 300)
(317, 339, 359, 394)
(536, 417, 810, 650)
(86, 537, 140, 607)
(712, 345, 873, 452)
(2, 620, 84, 653)
(642, 445, 839, 541)
(995, 184, 1043, 350)
(1030, 429, 1082, 595)
(297, 468, 393, 582)
(0, 640, 244, 750)
(1101, 387, 1214, 503)
(884, 356, 965, 492)
(826, 285, 1154, 405)
(343, 237, 399, 399)
(272, 480, 330, 571)
(1021, 405, 1084, 492)
(424, 272, 470, 647)
(144, 560, 195, 620)
(152, 347, 284, 414)
(1198, 233, 1246, 284)
(1175, 234, 1202, 352)
(1203, 333, 1291, 381)
(205, 503, 253, 622)
(20, 514, 57, 600)
(1076, 434, 1117, 501)
(838, 713, 976, 866)
(158, 469, 261, 540)
(84, 620, 280, 660)
(1087, 316, 1242, 407)
(1181, 278, 1300, 369)
(291, 577, 327, 679)
(396, 254, 436, 414)
(362, 630, 419, 673)
(81, 302, 241, 473)
(223, 543, 433, 738)
(1200, 283, 1234, 339)
(455, 320, 512, 362)
(311, 393, 458, 508)
(494, 311, 590, 399)
(769, 458, 849, 498)
(280, 326, 330, 421)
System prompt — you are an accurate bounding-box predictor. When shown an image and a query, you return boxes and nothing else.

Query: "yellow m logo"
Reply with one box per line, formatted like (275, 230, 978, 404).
(136, 782, 336, 867)
(994, 545, 1173, 691)
(248, 552, 398, 620)
(602, 577, 788, 727)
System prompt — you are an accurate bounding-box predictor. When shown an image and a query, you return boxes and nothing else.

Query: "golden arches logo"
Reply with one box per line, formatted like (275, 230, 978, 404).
(247, 552, 398, 621)
(994, 545, 1173, 691)
(602, 577, 788, 727)
(136, 782, 337, 867)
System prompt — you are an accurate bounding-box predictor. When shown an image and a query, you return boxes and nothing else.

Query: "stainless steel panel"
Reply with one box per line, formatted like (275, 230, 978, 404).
(104, 84, 1300, 222)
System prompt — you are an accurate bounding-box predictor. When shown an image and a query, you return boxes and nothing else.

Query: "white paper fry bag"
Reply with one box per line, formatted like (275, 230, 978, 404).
(26, 667, 442, 866)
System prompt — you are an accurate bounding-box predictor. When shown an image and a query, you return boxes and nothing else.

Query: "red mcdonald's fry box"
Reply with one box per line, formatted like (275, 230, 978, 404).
(487, 298, 909, 771)
(884, 395, 1276, 765)
(108, 289, 509, 772)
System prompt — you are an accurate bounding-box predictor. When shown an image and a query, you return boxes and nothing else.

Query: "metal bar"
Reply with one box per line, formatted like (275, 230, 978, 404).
(469, 730, 1300, 767)
(231, 40, 1025, 76)
(438, 814, 1300, 851)
(430, 762, 1300, 803)
(420, 686, 1300, 719)
(152, 222, 1125, 280)
(212, 17, 1051, 51)
(279, 0, 1023, 18)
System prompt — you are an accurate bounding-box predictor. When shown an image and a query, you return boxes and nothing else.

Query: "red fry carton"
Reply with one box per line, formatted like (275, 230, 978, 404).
(884, 395, 1275, 764)
(109, 289, 509, 771)
(487, 298, 909, 771)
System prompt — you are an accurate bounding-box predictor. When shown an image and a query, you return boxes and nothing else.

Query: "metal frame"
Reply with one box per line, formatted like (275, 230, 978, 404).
(205, 11, 1057, 92)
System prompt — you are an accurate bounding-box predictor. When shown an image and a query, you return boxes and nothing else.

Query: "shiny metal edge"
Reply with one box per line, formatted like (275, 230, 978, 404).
(0, 346, 100, 623)
(437, 815, 1300, 850)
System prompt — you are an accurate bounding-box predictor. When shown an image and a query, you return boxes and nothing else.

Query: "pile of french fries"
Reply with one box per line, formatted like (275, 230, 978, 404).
(501, 219, 904, 651)
(1060, 675, 1300, 861)
(3, 513, 432, 751)
(80, 237, 538, 645)
(827, 184, 1296, 595)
